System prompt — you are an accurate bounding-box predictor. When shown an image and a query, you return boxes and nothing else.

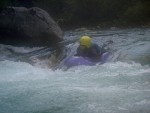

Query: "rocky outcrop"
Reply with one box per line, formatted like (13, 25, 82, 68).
(0, 7, 64, 47)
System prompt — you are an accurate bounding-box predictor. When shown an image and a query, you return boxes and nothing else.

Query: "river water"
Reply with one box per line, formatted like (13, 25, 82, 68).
(0, 28, 150, 113)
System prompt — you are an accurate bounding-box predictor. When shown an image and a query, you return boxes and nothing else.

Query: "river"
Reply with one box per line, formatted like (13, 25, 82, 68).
(0, 28, 150, 113)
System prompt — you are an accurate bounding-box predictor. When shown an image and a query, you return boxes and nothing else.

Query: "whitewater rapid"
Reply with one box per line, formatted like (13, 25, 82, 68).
(0, 28, 150, 113)
(0, 60, 150, 113)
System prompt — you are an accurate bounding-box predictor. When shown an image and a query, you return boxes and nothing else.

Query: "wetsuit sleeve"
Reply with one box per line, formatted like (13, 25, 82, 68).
(90, 44, 101, 56)
(75, 46, 82, 56)
(75, 46, 88, 57)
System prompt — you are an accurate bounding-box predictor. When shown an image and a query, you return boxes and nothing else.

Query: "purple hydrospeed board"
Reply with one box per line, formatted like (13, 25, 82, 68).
(65, 52, 110, 67)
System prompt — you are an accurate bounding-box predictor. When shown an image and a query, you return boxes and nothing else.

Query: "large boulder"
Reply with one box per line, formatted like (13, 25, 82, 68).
(0, 7, 64, 47)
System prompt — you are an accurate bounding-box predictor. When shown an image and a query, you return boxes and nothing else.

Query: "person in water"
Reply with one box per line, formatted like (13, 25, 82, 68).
(76, 36, 104, 61)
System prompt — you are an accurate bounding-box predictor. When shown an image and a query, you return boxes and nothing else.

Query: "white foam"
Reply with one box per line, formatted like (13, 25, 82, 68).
(0, 59, 150, 113)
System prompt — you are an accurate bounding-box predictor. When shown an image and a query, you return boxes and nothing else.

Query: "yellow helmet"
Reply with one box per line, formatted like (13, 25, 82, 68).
(79, 36, 92, 48)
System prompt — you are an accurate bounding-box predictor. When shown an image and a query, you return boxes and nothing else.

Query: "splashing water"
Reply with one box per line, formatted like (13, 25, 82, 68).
(0, 60, 150, 113)
(0, 28, 150, 113)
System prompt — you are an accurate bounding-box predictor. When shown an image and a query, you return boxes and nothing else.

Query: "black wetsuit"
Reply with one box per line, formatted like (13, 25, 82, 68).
(76, 44, 103, 60)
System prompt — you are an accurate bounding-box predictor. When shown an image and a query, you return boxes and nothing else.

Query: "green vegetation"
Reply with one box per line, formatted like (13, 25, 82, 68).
(0, 0, 150, 29)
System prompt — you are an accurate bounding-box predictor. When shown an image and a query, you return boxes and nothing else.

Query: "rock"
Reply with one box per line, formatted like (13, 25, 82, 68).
(0, 7, 64, 47)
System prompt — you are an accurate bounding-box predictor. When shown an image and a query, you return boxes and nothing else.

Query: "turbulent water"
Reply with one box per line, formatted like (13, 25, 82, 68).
(0, 28, 150, 113)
